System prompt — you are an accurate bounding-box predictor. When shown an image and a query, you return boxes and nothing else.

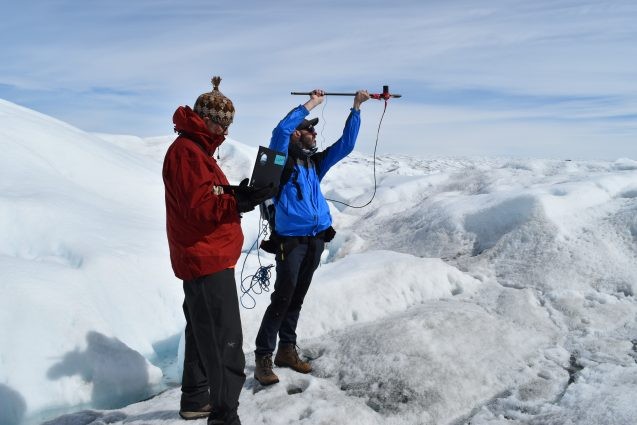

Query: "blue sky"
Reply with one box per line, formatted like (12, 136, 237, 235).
(1, 0, 636, 159)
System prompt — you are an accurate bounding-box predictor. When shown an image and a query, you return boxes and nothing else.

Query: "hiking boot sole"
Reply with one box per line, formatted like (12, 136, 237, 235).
(179, 411, 211, 420)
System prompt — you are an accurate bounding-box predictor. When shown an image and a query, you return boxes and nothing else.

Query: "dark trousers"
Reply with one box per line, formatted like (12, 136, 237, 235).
(255, 238, 324, 355)
(181, 269, 246, 415)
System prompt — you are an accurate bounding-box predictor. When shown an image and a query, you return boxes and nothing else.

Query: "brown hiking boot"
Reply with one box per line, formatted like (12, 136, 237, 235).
(254, 354, 279, 385)
(274, 343, 312, 373)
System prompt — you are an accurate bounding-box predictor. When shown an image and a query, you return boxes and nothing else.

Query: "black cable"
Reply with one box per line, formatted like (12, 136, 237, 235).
(326, 99, 388, 209)
(239, 217, 274, 309)
(319, 96, 327, 150)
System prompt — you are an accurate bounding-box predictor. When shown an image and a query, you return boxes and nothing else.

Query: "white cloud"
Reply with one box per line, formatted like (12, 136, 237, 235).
(1, 0, 636, 158)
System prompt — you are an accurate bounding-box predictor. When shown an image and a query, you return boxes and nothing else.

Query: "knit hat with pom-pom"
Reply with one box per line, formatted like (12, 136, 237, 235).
(193, 76, 235, 127)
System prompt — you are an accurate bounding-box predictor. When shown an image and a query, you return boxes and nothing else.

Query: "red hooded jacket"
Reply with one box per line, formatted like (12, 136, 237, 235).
(163, 106, 243, 280)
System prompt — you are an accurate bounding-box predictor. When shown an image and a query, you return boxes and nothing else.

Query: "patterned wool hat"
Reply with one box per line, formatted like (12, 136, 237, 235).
(193, 76, 235, 127)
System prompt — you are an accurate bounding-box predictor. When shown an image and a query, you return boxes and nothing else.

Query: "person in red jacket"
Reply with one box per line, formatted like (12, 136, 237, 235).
(163, 76, 272, 425)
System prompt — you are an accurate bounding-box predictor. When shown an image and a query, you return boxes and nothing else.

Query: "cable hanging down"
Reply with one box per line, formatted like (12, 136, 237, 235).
(326, 99, 388, 209)
(239, 218, 274, 309)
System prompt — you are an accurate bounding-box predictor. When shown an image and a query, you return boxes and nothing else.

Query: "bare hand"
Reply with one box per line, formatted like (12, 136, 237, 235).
(353, 90, 370, 110)
(310, 89, 325, 100)
(304, 89, 325, 111)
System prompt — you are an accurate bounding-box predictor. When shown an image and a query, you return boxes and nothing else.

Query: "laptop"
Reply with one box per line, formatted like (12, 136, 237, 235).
(249, 146, 287, 188)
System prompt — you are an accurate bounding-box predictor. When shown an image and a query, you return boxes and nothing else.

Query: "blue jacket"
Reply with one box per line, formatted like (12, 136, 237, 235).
(269, 105, 361, 236)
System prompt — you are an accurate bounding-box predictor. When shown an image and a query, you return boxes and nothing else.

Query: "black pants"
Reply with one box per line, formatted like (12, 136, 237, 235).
(255, 237, 324, 355)
(181, 269, 246, 416)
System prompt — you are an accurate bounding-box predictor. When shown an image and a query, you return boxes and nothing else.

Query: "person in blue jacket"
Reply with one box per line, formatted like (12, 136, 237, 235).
(254, 89, 370, 385)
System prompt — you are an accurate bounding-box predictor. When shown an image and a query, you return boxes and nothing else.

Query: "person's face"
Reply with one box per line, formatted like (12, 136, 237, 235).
(204, 117, 229, 136)
(297, 125, 317, 149)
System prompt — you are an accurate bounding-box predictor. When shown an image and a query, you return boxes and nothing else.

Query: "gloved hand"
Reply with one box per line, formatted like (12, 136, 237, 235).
(234, 179, 277, 213)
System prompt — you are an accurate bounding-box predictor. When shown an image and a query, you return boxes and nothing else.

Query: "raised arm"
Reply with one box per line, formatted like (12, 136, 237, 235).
(315, 90, 370, 178)
(269, 90, 325, 153)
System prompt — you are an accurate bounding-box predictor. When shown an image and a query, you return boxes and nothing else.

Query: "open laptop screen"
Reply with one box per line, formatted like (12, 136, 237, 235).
(249, 146, 286, 188)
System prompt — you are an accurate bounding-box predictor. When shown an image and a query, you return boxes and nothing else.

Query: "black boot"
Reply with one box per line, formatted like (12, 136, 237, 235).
(208, 409, 241, 425)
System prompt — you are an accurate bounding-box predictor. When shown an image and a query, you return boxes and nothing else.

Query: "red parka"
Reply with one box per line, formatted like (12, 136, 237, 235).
(163, 106, 243, 280)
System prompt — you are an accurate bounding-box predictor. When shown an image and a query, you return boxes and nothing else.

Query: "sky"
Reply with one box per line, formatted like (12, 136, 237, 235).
(1, 0, 636, 159)
(2, 99, 637, 424)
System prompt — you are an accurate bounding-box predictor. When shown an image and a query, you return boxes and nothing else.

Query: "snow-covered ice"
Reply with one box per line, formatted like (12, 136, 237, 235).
(1, 98, 636, 425)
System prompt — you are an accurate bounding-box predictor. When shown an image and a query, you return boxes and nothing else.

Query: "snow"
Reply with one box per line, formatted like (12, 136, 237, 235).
(1, 98, 636, 425)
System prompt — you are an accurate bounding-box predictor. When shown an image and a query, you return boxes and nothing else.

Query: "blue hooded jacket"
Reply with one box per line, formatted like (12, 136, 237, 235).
(269, 105, 361, 237)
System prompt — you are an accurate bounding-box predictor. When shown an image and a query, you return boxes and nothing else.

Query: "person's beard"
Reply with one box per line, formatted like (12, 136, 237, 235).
(302, 133, 316, 149)
(300, 134, 317, 156)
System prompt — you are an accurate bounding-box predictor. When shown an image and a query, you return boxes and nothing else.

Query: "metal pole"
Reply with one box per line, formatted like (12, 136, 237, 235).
(290, 92, 357, 96)
(291, 91, 402, 98)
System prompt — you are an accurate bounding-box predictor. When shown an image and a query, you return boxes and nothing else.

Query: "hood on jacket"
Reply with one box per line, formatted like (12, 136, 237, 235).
(173, 105, 225, 154)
